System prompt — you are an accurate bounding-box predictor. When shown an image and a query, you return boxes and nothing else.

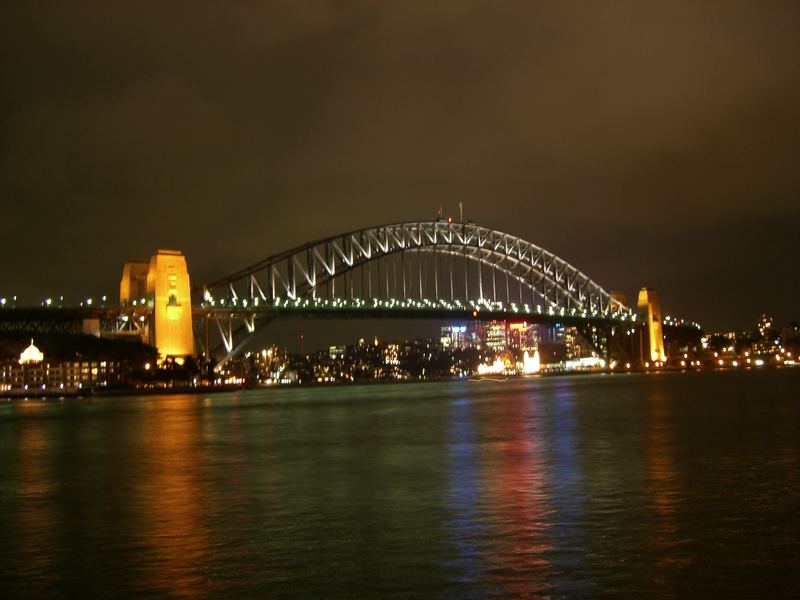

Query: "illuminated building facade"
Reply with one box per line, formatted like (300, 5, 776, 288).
(485, 322, 508, 352)
(440, 325, 468, 349)
(564, 326, 583, 359)
(508, 322, 539, 351)
(383, 343, 400, 365)
(1, 341, 126, 393)
(18, 339, 44, 364)
(757, 314, 776, 341)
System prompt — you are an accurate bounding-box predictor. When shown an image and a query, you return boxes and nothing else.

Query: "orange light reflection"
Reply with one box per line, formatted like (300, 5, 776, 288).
(138, 396, 214, 597)
(645, 391, 690, 589)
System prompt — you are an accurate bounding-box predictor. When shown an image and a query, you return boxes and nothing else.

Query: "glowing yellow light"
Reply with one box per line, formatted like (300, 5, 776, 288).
(19, 339, 44, 364)
(477, 358, 505, 375)
(522, 350, 540, 374)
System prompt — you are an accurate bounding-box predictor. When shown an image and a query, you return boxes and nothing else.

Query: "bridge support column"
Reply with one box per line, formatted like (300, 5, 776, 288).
(121, 250, 195, 360)
(637, 288, 666, 364)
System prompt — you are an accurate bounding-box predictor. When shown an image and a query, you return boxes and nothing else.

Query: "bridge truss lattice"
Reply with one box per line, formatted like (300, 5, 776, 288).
(199, 221, 633, 355)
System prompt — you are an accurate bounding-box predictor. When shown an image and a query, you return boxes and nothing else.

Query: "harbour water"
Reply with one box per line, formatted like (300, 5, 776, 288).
(1, 370, 798, 597)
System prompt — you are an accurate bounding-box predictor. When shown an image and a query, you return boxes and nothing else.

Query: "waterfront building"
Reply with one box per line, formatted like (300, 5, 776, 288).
(19, 339, 44, 364)
(1, 340, 126, 393)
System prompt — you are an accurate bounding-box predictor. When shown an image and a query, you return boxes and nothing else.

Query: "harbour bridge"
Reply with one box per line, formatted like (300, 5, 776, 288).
(1, 220, 689, 363)
(198, 220, 634, 355)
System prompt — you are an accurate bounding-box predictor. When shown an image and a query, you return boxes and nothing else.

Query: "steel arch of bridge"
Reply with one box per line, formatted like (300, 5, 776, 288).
(200, 222, 631, 349)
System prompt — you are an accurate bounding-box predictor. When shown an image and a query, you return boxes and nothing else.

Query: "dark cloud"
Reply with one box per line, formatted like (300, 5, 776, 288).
(1, 1, 798, 334)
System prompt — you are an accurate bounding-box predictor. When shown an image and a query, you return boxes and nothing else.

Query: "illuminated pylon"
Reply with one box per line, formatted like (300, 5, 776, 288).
(121, 250, 194, 360)
(146, 250, 195, 360)
(637, 288, 666, 363)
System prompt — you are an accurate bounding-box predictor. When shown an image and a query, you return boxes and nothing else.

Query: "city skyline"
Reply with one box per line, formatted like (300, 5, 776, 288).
(2, 2, 799, 332)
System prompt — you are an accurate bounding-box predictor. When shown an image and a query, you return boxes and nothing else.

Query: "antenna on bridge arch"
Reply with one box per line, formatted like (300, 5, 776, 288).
(459, 201, 463, 222)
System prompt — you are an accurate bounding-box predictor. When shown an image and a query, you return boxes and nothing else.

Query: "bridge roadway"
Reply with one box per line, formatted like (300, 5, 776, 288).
(0, 301, 634, 327)
(0, 306, 147, 335)
(195, 296, 635, 325)
(193, 296, 638, 356)
(0, 302, 700, 364)
(0, 300, 637, 348)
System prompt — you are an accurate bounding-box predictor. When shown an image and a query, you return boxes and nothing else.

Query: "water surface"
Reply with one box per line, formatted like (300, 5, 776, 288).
(1, 370, 798, 597)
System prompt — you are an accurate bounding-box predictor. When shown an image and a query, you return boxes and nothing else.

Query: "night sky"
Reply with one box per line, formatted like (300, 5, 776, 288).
(2, 2, 798, 344)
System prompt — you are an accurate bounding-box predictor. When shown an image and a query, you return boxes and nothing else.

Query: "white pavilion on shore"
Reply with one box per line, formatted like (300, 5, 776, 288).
(18, 339, 44, 364)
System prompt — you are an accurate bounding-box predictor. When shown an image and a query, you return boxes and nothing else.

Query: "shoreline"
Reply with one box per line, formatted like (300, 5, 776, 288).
(2, 364, 795, 400)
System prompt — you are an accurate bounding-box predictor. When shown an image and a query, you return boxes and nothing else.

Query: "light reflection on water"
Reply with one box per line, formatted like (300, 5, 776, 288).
(645, 389, 688, 593)
(1, 371, 799, 597)
(480, 383, 552, 596)
(138, 396, 214, 596)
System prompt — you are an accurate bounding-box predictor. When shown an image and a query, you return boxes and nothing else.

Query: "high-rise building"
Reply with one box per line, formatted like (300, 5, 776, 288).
(757, 314, 775, 340)
(564, 326, 582, 359)
(383, 344, 399, 365)
(440, 325, 468, 349)
(508, 322, 539, 351)
(484, 322, 507, 352)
